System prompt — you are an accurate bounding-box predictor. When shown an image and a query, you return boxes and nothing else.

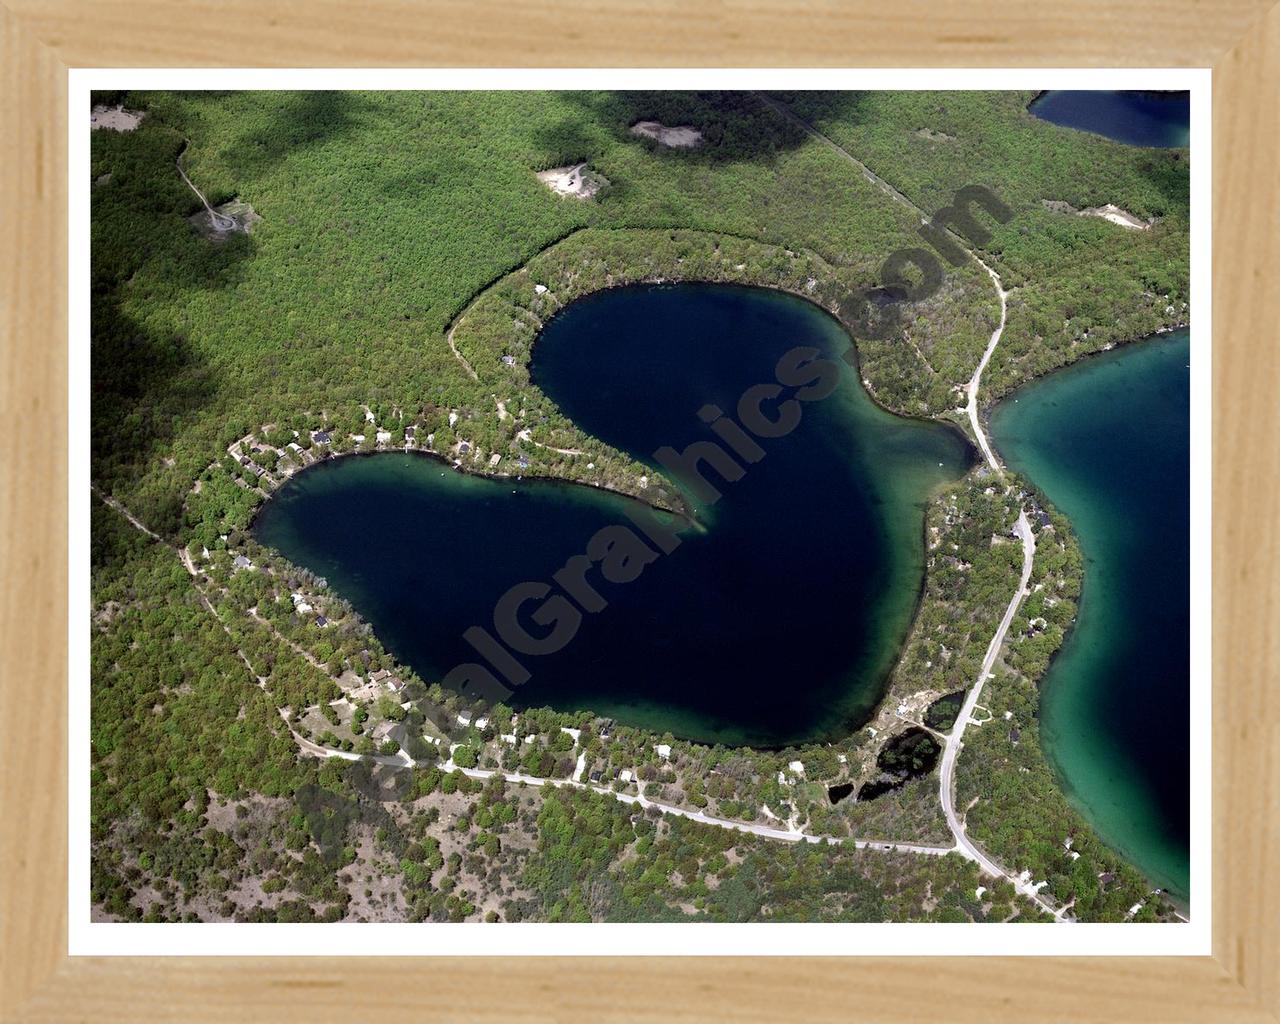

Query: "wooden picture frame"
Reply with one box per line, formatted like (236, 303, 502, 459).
(2, 3, 1275, 1019)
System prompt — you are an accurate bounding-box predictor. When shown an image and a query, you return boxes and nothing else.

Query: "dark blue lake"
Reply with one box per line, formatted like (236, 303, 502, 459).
(1029, 91, 1190, 148)
(254, 284, 972, 747)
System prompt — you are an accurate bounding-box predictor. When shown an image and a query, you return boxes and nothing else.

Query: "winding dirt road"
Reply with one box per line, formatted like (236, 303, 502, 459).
(175, 140, 236, 231)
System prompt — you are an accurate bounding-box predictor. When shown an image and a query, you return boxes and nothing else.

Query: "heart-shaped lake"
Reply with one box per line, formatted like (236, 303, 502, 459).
(253, 284, 973, 747)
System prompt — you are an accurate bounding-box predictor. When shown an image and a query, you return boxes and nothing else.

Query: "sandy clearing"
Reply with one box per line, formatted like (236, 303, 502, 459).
(516, 428, 584, 456)
(537, 163, 607, 199)
(1043, 198, 1152, 230)
(189, 199, 261, 240)
(175, 141, 259, 239)
(630, 121, 704, 148)
(91, 104, 144, 132)
(1080, 203, 1153, 230)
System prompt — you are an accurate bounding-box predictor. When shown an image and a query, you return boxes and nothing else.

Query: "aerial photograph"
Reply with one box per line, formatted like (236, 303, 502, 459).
(89, 88, 1190, 925)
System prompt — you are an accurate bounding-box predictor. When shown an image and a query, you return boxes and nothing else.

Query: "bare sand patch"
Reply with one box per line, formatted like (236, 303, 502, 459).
(630, 121, 704, 148)
(1080, 203, 1153, 230)
(189, 198, 261, 241)
(536, 163, 608, 200)
(1042, 198, 1152, 230)
(91, 104, 144, 132)
(914, 128, 955, 142)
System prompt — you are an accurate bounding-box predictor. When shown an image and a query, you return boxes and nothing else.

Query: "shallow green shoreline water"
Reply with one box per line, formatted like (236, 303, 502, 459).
(991, 329, 1190, 899)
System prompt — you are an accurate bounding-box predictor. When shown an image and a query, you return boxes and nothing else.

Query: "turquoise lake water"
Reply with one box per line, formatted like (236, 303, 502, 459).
(991, 330, 1190, 899)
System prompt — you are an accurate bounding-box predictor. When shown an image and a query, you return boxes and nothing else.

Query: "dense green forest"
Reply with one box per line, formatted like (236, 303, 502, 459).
(91, 89, 1188, 924)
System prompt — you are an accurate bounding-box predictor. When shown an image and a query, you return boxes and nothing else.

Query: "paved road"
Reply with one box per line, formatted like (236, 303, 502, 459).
(935, 510, 1067, 919)
(964, 259, 1009, 474)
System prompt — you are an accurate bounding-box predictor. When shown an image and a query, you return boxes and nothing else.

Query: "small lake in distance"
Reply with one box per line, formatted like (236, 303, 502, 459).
(1029, 91, 1190, 148)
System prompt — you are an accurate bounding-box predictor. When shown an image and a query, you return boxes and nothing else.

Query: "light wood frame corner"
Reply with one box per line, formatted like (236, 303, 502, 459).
(2, 2, 1277, 1019)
